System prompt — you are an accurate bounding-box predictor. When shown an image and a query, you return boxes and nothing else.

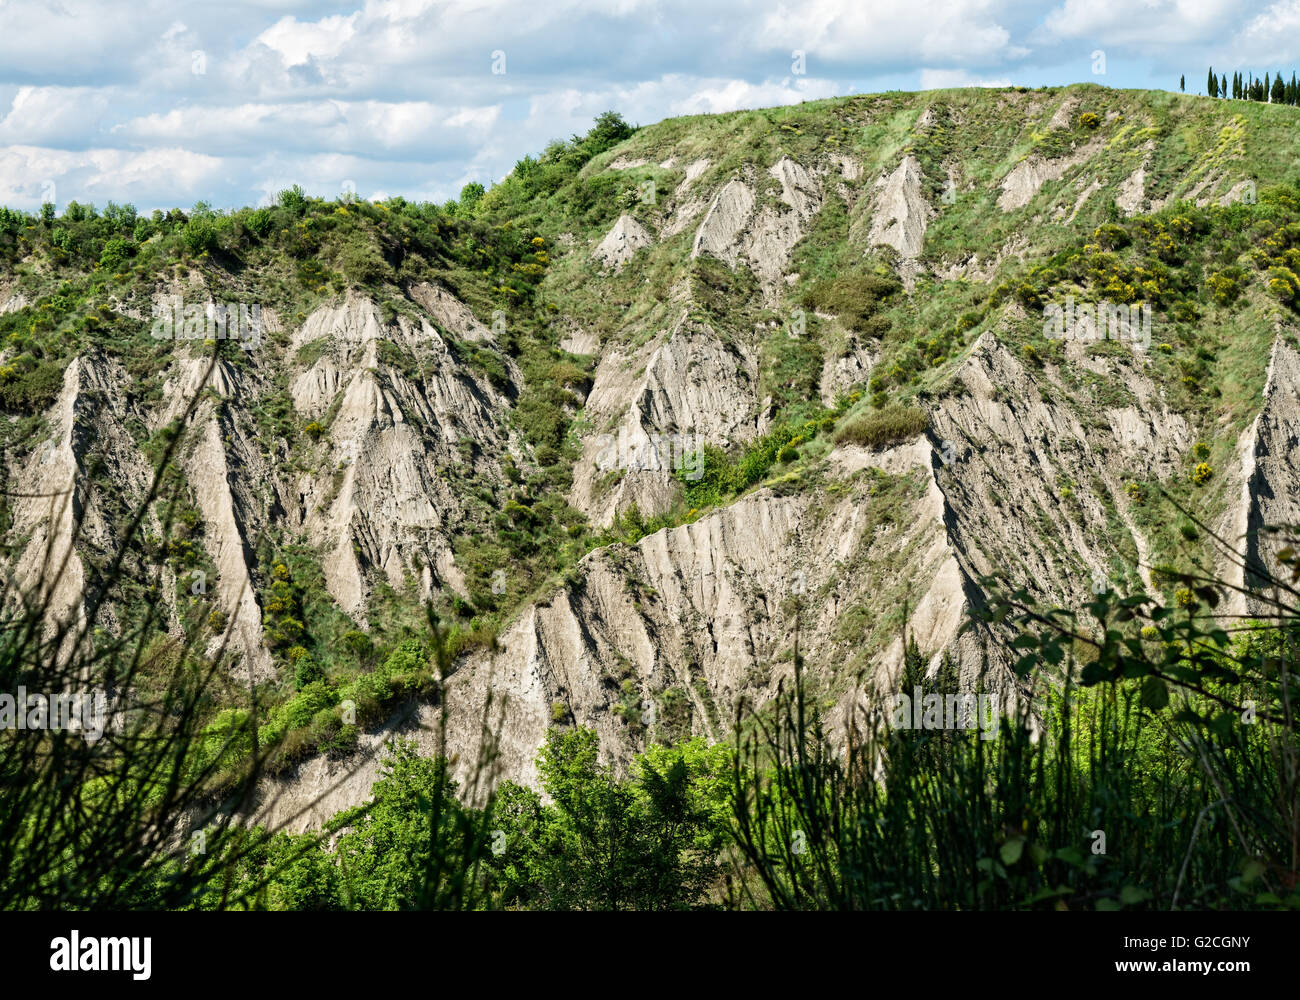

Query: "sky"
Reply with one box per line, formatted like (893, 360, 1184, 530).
(0, 0, 1297, 213)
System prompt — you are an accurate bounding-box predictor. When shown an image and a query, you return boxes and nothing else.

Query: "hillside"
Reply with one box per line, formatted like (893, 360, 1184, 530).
(2, 83, 1300, 819)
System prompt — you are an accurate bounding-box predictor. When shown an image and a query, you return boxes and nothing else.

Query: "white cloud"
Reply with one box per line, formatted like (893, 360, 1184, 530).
(254, 13, 360, 67)
(754, 0, 1019, 64)
(918, 68, 1013, 89)
(1233, 0, 1300, 64)
(0, 0, 1291, 210)
(115, 100, 500, 158)
(0, 87, 114, 145)
(0, 145, 223, 209)
(1037, 0, 1237, 46)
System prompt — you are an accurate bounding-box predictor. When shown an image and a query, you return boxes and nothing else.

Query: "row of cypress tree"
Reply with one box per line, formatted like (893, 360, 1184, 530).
(1182, 67, 1300, 104)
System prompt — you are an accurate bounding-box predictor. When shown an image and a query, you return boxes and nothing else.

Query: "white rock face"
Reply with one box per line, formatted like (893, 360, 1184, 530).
(291, 296, 510, 617)
(820, 341, 878, 407)
(187, 417, 275, 682)
(6, 353, 156, 666)
(1229, 336, 1300, 618)
(690, 157, 822, 287)
(570, 312, 767, 527)
(867, 155, 935, 259)
(1115, 163, 1148, 216)
(408, 282, 494, 342)
(248, 313, 1300, 821)
(679, 158, 710, 191)
(592, 214, 653, 271)
(997, 136, 1103, 211)
(692, 179, 756, 263)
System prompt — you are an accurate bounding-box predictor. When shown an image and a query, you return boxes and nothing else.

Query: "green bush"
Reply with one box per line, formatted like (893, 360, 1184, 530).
(833, 405, 929, 449)
(294, 656, 326, 690)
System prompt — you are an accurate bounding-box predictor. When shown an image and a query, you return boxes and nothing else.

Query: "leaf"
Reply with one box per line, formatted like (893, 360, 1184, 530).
(1140, 676, 1169, 710)
(1096, 898, 1122, 911)
(1193, 586, 1220, 608)
(1120, 885, 1152, 905)
(1000, 838, 1024, 865)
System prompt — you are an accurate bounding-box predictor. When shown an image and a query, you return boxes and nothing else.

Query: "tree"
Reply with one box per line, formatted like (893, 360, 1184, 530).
(277, 184, 308, 213)
(1222, 74, 1228, 98)
(1180, 74, 1185, 92)
(488, 728, 724, 910)
(586, 110, 635, 154)
(458, 181, 485, 212)
(333, 741, 488, 910)
(1272, 73, 1285, 104)
(1208, 66, 1218, 97)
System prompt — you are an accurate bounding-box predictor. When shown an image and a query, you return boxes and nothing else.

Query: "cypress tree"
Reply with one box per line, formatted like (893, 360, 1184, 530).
(1272, 73, 1285, 104)
(1209, 68, 1218, 97)
(1180, 74, 1185, 92)
(1222, 73, 1228, 98)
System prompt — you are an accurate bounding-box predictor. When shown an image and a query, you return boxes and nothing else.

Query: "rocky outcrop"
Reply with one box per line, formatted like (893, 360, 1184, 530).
(5, 353, 155, 662)
(291, 296, 511, 617)
(867, 155, 934, 260)
(570, 312, 767, 527)
(592, 214, 653, 270)
(408, 282, 495, 343)
(997, 136, 1103, 211)
(1231, 335, 1300, 615)
(690, 157, 822, 287)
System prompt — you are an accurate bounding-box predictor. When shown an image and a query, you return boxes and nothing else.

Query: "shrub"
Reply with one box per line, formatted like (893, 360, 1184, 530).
(99, 238, 132, 272)
(1191, 461, 1213, 486)
(1265, 266, 1299, 304)
(278, 184, 308, 213)
(181, 216, 217, 255)
(294, 656, 326, 690)
(833, 405, 929, 449)
(246, 208, 274, 238)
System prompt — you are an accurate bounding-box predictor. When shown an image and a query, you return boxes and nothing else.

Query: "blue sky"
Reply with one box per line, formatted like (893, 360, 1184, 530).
(0, 0, 1297, 213)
